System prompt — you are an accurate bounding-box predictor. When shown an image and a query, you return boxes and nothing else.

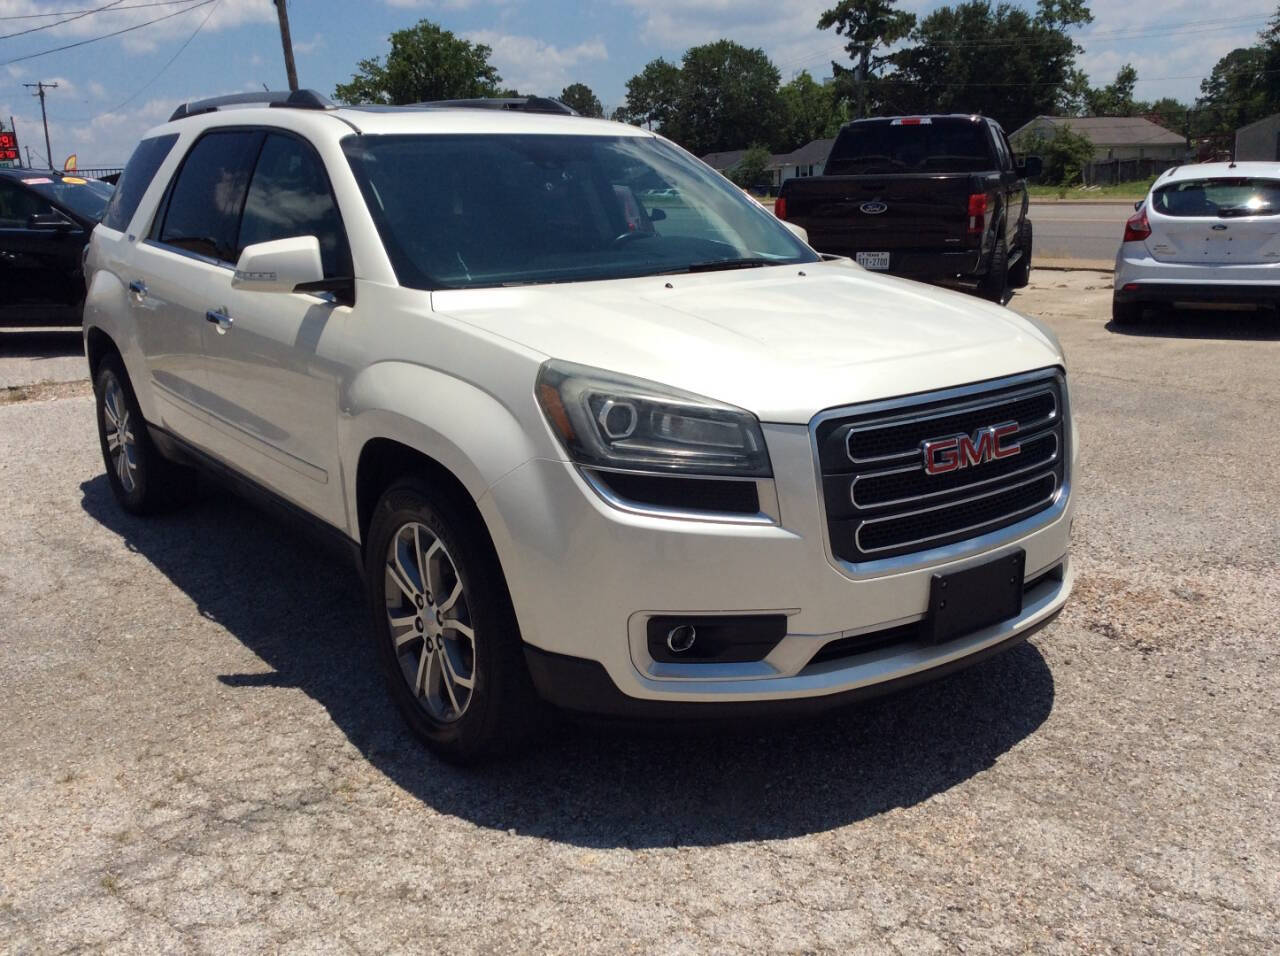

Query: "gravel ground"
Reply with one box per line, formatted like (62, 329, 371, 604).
(1, 272, 1277, 953)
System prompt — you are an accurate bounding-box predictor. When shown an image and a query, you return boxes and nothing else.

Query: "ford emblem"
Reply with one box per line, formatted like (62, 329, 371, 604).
(860, 201, 888, 215)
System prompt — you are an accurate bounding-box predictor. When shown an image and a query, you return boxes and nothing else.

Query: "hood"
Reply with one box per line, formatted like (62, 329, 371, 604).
(430, 259, 1064, 424)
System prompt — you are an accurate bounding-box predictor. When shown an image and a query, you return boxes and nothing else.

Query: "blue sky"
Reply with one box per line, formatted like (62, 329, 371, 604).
(0, 0, 1275, 167)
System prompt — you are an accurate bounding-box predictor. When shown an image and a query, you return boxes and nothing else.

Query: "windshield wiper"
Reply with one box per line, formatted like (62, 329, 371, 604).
(683, 257, 775, 274)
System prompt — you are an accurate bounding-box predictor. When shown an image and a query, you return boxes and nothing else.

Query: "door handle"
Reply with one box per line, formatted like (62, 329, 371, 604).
(205, 308, 234, 333)
(128, 280, 147, 301)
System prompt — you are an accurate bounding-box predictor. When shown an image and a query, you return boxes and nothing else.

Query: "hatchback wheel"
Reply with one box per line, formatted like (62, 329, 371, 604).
(365, 478, 540, 762)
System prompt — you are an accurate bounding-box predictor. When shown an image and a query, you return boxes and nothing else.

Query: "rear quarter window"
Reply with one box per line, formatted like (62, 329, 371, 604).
(101, 133, 178, 232)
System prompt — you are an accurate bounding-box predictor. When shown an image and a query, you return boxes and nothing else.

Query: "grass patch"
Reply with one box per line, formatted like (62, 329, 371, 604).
(0, 380, 92, 405)
(1028, 180, 1155, 201)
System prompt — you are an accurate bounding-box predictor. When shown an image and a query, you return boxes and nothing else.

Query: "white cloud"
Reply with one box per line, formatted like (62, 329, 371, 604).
(293, 32, 325, 56)
(464, 30, 608, 94)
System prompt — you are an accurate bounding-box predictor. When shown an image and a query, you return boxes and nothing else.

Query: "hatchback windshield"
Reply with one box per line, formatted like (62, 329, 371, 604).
(1152, 178, 1280, 218)
(28, 176, 114, 222)
(824, 119, 994, 176)
(342, 133, 817, 289)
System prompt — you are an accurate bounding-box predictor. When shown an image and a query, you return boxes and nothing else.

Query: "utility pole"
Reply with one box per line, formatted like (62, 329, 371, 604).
(273, 0, 299, 92)
(23, 81, 57, 170)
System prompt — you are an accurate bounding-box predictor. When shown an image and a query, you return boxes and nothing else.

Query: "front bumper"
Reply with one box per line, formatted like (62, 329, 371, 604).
(481, 390, 1076, 715)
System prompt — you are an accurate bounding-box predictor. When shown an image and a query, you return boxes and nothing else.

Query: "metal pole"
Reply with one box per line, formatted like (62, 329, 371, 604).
(23, 81, 57, 169)
(273, 0, 299, 92)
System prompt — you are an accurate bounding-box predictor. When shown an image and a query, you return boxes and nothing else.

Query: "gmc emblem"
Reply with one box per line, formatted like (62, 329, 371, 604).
(922, 422, 1021, 476)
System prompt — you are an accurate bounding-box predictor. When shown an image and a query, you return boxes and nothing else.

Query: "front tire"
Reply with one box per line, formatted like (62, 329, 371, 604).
(93, 353, 190, 514)
(364, 478, 540, 763)
(977, 236, 1009, 303)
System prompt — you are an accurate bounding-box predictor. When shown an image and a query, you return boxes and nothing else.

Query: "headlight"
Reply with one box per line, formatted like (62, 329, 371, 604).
(535, 360, 772, 477)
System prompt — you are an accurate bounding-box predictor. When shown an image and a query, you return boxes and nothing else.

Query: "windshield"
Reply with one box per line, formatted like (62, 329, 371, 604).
(1152, 178, 1280, 218)
(342, 133, 816, 289)
(825, 119, 994, 176)
(27, 176, 114, 222)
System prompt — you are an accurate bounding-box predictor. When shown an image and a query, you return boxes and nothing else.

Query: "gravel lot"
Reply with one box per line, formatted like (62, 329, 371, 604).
(1, 272, 1277, 953)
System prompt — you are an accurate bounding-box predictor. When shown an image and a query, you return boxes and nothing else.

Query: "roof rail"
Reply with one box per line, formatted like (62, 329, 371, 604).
(169, 89, 334, 122)
(418, 96, 578, 116)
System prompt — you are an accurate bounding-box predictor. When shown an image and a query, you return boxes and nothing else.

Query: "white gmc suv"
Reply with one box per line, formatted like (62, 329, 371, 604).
(83, 90, 1075, 761)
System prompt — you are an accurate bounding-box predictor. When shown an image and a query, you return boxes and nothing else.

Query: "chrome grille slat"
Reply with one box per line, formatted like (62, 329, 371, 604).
(815, 372, 1067, 563)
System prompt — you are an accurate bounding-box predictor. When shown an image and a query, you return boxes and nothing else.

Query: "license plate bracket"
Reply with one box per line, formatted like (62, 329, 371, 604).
(924, 549, 1025, 645)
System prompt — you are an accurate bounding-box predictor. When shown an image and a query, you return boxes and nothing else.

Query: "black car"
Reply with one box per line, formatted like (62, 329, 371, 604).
(776, 115, 1041, 302)
(0, 168, 113, 325)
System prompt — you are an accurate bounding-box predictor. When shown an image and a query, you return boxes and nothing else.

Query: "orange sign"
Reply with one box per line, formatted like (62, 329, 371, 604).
(63, 153, 78, 171)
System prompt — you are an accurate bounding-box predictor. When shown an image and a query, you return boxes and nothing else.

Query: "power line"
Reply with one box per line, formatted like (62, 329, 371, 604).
(1, 0, 215, 66)
(0, 0, 195, 21)
(0, 0, 130, 41)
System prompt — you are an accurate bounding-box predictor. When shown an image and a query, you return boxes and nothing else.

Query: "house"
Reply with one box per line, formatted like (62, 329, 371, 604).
(1009, 116, 1186, 162)
(700, 138, 835, 191)
(1235, 113, 1280, 161)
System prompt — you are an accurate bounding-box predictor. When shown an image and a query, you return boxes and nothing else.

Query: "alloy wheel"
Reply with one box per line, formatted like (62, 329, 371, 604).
(102, 374, 138, 494)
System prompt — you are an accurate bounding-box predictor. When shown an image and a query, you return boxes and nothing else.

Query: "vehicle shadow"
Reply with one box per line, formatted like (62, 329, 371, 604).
(1107, 306, 1280, 341)
(80, 474, 1056, 848)
(0, 328, 83, 357)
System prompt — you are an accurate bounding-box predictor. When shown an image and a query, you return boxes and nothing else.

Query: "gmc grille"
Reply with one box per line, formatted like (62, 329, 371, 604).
(815, 373, 1067, 563)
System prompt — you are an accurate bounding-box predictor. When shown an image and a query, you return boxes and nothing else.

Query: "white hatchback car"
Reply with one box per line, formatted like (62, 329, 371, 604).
(1114, 162, 1280, 322)
(83, 90, 1075, 761)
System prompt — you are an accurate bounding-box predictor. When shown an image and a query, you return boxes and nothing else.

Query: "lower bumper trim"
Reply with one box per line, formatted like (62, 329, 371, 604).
(524, 606, 1062, 721)
(1115, 282, 1280, 306)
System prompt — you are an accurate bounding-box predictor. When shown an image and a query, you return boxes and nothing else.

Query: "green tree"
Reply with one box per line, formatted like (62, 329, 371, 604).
(817, 0, 916, 119)
(1198, 46, 1270, 144)
(334, 20, 501, 105)
(660, 41, 783, 155)
(777, 71, 846, 151)
(729, 144, 773, 189)
(887, 1, 1092, 132)
(1013, 123, 1095, 185)
(620, 58, 681, 129)
(1086, 64, 1140, 116)
(559, 82, 603, 118)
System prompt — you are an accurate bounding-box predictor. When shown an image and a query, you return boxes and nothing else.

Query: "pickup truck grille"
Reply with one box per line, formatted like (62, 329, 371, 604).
(815, 373, 1066, 563)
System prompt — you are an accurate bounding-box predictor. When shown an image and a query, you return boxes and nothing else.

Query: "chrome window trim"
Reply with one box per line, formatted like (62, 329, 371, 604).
(809, 367, 1071, 581)
(579, 465, 781, 525)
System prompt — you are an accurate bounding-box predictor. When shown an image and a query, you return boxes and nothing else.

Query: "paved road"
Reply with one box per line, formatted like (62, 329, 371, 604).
(0, 328, 85, 389)
(1031, 202, 1132, 264)
(1, 274, 1278, 951)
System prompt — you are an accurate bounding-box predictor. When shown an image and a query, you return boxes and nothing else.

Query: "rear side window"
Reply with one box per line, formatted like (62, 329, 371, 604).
(825, 120, 995, 175)
(102, 133, 177, 232)
(237, 133, 349, 278)
(1153, 178, 1280, 218)
(155, 130, 262, 262)
(0, 179, 51, 226)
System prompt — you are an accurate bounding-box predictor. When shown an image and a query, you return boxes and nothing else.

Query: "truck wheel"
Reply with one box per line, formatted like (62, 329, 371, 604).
(978, 237, 1008, 303)
(1112, 295, 1143, 325)
(93, 353, 192, 514)
(365, 477, 541, 763)
(1009, 222, 1032, 289)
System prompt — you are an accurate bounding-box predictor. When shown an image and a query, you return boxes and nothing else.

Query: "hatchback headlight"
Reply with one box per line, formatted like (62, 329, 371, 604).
(535, 360, 772, 477)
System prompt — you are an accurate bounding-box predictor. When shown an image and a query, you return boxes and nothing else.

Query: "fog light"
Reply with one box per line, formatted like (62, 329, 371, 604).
(666, 624, 697, 654)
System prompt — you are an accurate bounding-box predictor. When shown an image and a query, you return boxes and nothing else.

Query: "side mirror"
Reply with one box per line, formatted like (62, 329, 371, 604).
(781, 220, 810, 245)
(648, 207, 667, 222)
(1018, 156, 1043, 179)
(232, 236, 325, 294)
(27, 211, 75, 231)
(1134, 200, 1144, 211)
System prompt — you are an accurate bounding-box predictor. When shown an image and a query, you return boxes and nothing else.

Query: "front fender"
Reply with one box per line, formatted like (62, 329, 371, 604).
(341, 360, 548, 542)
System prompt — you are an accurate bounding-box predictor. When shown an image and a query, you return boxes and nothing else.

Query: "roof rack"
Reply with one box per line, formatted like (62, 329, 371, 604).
(169, 89, 334, 122)
(418, 96, 578, 116)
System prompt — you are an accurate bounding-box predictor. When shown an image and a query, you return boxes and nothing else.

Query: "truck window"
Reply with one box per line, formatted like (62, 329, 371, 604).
(825, 120, 995, 176)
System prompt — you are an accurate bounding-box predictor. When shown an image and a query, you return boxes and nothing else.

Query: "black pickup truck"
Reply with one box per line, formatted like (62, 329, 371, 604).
(776, 115, 1040, 301)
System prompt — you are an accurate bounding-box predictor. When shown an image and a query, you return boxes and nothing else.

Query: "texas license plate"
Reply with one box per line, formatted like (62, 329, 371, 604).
(856, 252, 891, 270)
(924, 549, 1025, 645)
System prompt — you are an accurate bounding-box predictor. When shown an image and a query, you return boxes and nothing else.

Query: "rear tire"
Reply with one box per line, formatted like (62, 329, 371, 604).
(1112, 295, 1143, 325)
(364, 477, 541, 763)
(977, 237, 1008, 303)
(93, 353, 192, 515)
(1009, 221, 1032, 289)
